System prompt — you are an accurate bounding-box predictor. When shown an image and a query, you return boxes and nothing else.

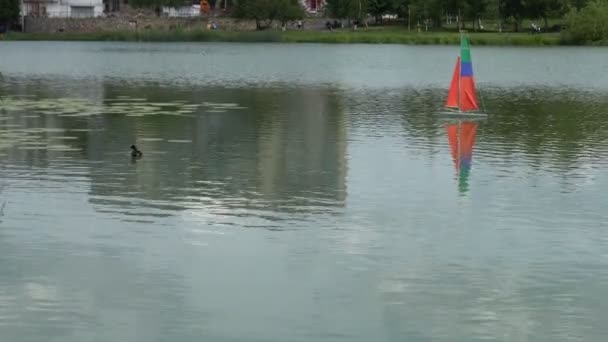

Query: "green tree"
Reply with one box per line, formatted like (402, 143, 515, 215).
(466, 0, 489, 30)
(525, 0, 566, 28)
(0, 0, 19, 28)
(501, 0, 525, 31)
(235, 0, 304, 29)
(389, 0, 413, 28)
(444, 0, 465, 29)
(420, 0, 444, 28)
(569, 0, 588, 10)
(276, 0, 305, 26)
(368, 0, 403, 24)
(326, 0, 369, 21)
(563, 0, 608, 43)
(404, 0, 443, 29)
(368, 0, 390, 24)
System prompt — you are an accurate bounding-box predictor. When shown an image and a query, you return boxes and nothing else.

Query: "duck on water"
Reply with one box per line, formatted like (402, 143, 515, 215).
(130, 145, 142, 158)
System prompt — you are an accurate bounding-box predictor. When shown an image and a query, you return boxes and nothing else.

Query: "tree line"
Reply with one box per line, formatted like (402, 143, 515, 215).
(0, 0, 19, 31)
(2, 0, 607, 43)
(327, 0, 591, 32)
(231, 0, 599, 32)
(232, 0, 603, 34)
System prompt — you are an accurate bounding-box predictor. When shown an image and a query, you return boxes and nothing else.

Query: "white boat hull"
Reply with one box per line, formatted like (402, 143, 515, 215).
(437, 110, 488, 118)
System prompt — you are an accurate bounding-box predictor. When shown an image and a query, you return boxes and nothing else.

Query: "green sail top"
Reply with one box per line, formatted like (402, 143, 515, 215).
(460, 36, 472, 63)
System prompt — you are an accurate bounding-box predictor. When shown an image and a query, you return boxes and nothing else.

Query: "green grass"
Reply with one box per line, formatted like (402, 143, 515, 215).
(281, 30, 562, 46)
(1, 28, 564, 46)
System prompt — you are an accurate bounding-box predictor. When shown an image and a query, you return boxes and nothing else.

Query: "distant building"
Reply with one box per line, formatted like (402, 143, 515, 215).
(22, 0, 104, 17)
(161, 4, 200, 17)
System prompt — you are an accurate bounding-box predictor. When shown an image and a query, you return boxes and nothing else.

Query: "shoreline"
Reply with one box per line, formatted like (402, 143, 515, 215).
(0, 30, 576, 46)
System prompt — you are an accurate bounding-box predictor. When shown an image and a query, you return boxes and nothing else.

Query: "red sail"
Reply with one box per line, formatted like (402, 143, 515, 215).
(447, 122, 478, 169)
(445, 57, 460, 109)
(459, 122, 478, 160)
(459, 77, 479, 111)
(447, 124, 460, 169)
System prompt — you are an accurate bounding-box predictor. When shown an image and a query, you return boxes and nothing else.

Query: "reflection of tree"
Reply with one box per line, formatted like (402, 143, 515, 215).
(398, 88, 446, 152)
(86, 83, 349, 216)
(254, 88, 348, 204)
(480, 88, 608, 171)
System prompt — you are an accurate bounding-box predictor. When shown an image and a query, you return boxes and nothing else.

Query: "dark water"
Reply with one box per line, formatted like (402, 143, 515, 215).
(1, 42, 608, 341)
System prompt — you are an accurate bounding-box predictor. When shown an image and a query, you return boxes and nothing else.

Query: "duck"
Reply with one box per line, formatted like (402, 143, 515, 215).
(130, 145, 142, 158)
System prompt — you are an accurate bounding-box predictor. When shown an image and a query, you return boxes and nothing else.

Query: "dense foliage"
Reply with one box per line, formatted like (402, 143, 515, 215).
(325, 0, 584, 31)
(234, 0, 304, 29)
(326, 0, 369, 20)
(100, 0, 605, 42)
(0, 0, 19, 28)
(563, 0, 608, 43)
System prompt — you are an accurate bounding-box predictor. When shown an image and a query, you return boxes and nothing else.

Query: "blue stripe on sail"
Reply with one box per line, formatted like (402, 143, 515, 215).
(460, 157, 472, 169)
(460, 62, 474, 77)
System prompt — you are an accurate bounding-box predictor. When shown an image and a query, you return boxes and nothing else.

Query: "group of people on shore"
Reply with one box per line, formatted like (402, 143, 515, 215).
(325, 20, 362, 31)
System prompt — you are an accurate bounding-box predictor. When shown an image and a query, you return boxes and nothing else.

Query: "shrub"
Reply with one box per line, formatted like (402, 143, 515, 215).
(562, 0, 608, 44)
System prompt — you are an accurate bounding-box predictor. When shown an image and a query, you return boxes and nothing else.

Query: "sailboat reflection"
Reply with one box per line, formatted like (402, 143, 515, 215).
(446, 120, 478, 194)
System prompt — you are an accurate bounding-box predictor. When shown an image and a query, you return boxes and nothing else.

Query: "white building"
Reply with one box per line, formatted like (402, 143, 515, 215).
(22, 0, 104, 18)
(161, 5, 200, 17)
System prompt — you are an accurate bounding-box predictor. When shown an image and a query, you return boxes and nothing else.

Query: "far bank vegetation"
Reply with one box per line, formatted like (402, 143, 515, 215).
(129, 0, 608, 44)
(2, 0, 608, 44)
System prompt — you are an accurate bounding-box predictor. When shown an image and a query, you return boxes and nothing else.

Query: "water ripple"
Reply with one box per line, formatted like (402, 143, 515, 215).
(1, 54, 608, 341)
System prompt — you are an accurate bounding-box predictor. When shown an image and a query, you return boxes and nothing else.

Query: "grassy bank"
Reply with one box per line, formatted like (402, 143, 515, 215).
(2, 29, 563, 46)
(281, 30, 561, 46)
(2, 30, 283, 43)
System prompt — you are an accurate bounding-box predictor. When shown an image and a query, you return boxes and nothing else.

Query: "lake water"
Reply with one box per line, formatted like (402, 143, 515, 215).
(1, 42, 608, 342)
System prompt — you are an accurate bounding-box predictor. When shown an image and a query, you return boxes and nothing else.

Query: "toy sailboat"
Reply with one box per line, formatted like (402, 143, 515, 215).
(443, 34, 487, 117)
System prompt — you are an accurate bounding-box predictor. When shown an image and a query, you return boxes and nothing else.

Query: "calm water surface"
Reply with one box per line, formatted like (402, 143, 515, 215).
(1, 42, 608, 341)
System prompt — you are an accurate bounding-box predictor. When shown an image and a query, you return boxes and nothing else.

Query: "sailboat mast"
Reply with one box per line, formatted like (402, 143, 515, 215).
(457, 32, 462, 113)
